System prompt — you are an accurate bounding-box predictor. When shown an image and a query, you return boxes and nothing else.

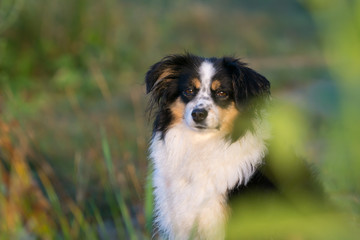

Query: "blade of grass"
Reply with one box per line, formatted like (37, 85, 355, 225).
(114, 192, 137, 240)
(104, 187, 125, 239)
(69, 202, 98, 240)
(38, 172, 71, 240)
(100, 126, 137, 240)
(90, 200, 110, 240)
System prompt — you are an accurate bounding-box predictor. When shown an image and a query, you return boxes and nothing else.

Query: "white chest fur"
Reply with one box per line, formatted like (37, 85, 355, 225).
(150, 123, 268, 239)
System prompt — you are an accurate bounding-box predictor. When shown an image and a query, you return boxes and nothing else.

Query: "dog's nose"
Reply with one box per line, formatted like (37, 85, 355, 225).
(191, 108, 208, 123)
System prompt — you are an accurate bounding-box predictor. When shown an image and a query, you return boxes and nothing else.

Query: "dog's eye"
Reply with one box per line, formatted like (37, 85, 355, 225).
(183, 88, 195, 97)
(216, 91, 228, 99)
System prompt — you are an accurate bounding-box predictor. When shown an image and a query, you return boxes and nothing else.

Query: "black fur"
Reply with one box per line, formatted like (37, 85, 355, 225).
(146, 54, 203, 137)
(145, 54, 270, 139)
(221, 57, 271, 140)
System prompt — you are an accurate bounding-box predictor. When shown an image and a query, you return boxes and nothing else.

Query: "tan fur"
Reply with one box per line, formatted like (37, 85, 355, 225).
(211, 80, 221, 91)
(158, 68, 174, 81)
(170, 98, 185, 126)
(192, 78, 201, 89)
(219, 103, 239, 133)
(171, 97, 238, 134)
(153, 69, 175, 90)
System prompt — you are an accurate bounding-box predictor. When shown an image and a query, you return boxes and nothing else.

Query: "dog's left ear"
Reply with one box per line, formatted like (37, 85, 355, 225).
(222, 57, 270, 110)
(223, 58, 270, 140)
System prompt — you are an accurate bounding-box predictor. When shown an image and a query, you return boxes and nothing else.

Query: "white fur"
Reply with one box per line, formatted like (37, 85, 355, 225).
(199, 61, 215, 88)
(150, 119, 269, 239)
(184, 61, 219, 130)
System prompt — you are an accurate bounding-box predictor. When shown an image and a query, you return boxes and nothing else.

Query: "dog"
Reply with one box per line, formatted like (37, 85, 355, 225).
(145, 53, 320, 239)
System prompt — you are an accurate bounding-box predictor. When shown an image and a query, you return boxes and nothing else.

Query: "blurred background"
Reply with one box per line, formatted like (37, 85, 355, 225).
(0, 0, 359, 239)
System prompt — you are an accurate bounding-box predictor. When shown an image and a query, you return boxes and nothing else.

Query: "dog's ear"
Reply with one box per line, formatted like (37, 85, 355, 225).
(145, 55, 185, 107)
(222, 57, 270, 110)
(145, 59, 173, 105)
(223, 57, 270, 140)
(145, 54, 200, 106)
(146, 60, 172, 94)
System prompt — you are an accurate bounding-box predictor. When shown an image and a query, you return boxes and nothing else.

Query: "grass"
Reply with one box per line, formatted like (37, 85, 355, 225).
(0, 0, 359, 239)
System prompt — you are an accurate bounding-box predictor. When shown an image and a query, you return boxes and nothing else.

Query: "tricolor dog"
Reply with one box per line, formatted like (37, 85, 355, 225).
(145, 53, 272, 239)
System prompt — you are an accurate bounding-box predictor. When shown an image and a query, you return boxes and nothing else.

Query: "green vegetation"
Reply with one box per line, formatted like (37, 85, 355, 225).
(0, 0, 359, 239)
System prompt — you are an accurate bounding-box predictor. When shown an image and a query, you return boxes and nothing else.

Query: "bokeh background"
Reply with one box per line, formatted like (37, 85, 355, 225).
(1, 0, 359, 239)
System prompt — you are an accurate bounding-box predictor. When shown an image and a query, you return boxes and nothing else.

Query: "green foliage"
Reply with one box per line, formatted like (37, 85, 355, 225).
(307, 0, 360, 218)
(227, 1, 360, 239)
(227, 194, 358, 240)
(0, 0, 359, 239)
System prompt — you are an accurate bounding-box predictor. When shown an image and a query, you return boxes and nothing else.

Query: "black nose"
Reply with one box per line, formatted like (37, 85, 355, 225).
(191, 108, 208, 123)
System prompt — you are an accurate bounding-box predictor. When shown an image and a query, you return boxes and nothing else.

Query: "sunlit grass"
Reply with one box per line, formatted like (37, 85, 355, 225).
(0, 121, 148, 239)
(1, 0, 359, 239)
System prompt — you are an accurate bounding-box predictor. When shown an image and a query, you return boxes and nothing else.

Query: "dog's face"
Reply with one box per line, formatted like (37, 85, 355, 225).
(146, 54, 270, 137)
(179, 61, 238, 132)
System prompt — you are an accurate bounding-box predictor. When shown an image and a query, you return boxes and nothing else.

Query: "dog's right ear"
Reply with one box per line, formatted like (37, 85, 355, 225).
(146, 54, 197, 105)
(145, 61, 167, 94)
(145, 56, 179, 106)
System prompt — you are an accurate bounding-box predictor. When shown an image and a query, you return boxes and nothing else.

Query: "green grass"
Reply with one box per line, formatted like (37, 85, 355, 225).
(0, 0, 359, 239)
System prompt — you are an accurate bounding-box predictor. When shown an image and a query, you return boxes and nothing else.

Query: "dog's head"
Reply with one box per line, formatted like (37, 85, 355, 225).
(146, 54, 270, 137)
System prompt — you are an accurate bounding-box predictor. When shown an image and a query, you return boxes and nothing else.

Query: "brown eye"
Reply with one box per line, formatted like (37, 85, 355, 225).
(216, 91, 228, 98)
(183, 88, 195, 97)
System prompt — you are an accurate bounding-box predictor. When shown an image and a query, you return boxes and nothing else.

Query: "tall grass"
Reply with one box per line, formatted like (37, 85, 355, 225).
(0, 0, 359, 239)
(101, 126, 137, 239)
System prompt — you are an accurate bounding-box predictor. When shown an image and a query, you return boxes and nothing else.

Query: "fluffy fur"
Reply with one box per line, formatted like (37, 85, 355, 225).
(146, 54, 271, 239)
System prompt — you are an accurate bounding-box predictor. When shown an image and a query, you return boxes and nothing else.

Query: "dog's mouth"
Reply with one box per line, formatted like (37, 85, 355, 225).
(195, 125, 207, 130)
(194, 124, 220, 131)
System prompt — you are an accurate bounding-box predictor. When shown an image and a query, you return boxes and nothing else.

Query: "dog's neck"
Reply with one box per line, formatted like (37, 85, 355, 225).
(150, 121, 268, 239)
